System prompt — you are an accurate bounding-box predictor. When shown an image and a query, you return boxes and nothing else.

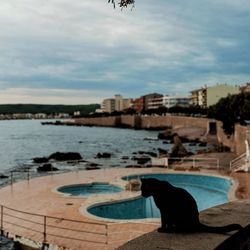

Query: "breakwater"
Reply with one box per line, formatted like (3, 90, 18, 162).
(75, 115, 249, 155)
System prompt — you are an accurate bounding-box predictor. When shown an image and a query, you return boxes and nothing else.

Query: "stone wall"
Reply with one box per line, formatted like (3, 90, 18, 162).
(234, 125, 249, 155)
(74, 115, 249, 156)
(121, 115, 135, 128)
(139, 115, 210, 130)
(75, 117, 118, 127)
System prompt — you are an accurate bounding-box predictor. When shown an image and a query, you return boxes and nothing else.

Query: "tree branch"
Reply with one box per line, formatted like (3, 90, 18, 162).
(108, 0, 135, 9)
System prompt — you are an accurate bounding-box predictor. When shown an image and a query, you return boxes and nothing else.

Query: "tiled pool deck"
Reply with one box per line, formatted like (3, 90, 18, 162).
(0, 168, 249, 250)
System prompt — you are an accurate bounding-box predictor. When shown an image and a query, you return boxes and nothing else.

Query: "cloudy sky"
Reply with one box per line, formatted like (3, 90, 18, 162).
(0, 0, 250, 104)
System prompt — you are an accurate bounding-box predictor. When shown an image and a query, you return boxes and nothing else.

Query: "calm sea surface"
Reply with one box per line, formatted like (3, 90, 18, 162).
(0, 120, 203, 184)
(0, 120, 165, 170)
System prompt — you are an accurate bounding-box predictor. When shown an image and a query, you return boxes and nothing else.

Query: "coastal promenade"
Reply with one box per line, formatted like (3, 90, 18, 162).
(0, 165, 249, 250)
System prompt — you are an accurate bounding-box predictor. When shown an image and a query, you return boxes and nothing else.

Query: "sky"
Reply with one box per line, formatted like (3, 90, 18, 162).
(0, 0, 250, 104)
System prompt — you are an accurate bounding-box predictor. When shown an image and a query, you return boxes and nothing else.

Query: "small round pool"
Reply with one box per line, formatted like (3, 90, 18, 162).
(57, 183, 123, 197)
(87, 173, 233, 220)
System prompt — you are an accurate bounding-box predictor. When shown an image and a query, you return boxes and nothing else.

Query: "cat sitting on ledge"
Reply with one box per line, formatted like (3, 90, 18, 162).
(140, 178, 242, 233)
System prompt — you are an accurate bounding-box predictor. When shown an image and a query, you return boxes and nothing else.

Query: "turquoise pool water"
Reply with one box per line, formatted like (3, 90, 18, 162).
(88, 174, 232, 220)
(58, 183, 123, 197)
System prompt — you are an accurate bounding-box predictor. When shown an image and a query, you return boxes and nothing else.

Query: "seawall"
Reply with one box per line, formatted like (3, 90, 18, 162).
(75, 115, 249, 155)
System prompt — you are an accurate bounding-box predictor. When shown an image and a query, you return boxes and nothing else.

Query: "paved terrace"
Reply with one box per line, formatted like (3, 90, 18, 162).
(0, 168, 249, 250)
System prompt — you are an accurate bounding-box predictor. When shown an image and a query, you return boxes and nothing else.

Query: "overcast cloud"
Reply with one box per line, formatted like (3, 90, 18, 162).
(0, 0, 249, 104)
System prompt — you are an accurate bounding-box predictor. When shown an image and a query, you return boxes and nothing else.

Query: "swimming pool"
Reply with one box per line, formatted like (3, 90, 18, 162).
(57, 182, 123, 197)
(87, 173, 233, 220)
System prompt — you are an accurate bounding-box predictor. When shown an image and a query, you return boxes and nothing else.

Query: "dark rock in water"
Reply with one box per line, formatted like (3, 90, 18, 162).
(132, 151, 157, 157)
(96, 152, 111, 158)
(189, 142, 197, 146)
(146, 152, 157, 157)
(199, 142, 207, 147)
(158, 129, 173, 140)
(86, 166, 101, 170)
(136, 151, 157, 157)
(87, 162, 101, 167)
(78, 141, 83, 144)
(37, 163, 58, 172)
(162, 141, 169, 144)
(143, 137, 159, 141)
(0, 174, 8, 179)
(158, 148, 168, 156)
(48, 152, 82, 161)
(170, 134, 189, 157)
(131, 156, 151, 164)
(121, 156, 129, 160)
(33, 157, 49, 163)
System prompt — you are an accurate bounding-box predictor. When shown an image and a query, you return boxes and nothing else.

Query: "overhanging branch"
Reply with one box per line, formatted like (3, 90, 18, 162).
(108, 0, 135, 9)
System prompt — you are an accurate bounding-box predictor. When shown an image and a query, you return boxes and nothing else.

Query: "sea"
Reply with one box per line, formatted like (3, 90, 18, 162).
(0, 119, 206, 186)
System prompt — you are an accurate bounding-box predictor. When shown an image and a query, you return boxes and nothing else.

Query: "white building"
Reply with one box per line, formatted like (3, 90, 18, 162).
(162, 95, 191, 109)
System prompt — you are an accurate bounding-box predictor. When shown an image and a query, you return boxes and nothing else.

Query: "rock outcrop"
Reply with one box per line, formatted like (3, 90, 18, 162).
(33, 157, 49, 163)
(48, 152, 82, 161)
(96, 152, 111, 158)
(37, 164, 58, 172)
(170, 134, 189, 157)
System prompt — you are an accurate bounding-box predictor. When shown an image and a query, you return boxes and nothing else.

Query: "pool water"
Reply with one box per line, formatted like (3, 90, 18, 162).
(88, 174, 232, 220)
(57, 183, 123, 197)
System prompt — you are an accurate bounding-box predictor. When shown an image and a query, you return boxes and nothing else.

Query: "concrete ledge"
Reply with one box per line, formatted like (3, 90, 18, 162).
(118, 199, 250, 250)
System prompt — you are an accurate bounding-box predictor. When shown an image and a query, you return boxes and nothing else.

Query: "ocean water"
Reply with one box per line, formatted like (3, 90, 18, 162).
(0, 120, 204, 184)
(0, 119, 163, 170)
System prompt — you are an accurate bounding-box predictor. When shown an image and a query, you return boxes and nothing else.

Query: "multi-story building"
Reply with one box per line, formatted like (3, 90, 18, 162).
(101, 98, 116, 113)
(101, 95, 132, 113)
(162, 95, 191, 109)
(191, 84, 240, 108)
(147, 96, 163, 110)
(132, 97, 144, 113)
(240, 83, 250, 93)
(143, 93, 163, 110)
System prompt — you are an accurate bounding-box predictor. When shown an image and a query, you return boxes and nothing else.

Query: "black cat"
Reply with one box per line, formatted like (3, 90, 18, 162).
(140, 178, 242, 233)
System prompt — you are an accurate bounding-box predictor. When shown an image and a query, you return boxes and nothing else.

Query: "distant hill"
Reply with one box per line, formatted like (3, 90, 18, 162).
(0, 104, 101, 115)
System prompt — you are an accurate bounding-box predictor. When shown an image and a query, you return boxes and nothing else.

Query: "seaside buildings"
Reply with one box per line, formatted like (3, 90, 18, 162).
(190, 83, 240, 108)
(240, 83, 250, 93)
(146, 95, 191, 110)
(101, 95, 132, 113)
(100, 82, 249, 113)
(162, 95, 191, 109)
(143, 93, 163, 110)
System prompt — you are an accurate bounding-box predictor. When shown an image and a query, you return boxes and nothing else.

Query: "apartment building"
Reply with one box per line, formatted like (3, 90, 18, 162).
(240, 83, 250, 93)
(162, 95, 191, 109)
(132, 97, 144, 113)
(147, 96, 163, 110)
(191, 84, 240, 108)
(102, 95, 132, 113)
(144, 93, 163, 110)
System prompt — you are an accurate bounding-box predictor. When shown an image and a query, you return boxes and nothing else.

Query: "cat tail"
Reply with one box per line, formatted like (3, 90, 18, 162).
(199, 223, 243, 233)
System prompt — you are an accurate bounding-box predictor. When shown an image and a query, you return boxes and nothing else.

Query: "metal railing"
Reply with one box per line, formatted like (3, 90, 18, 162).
(0, 204, 158, 250)
(0, 204, 108, 249)
(230, 152, 247, 172)
(167, 157, 220, 170)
